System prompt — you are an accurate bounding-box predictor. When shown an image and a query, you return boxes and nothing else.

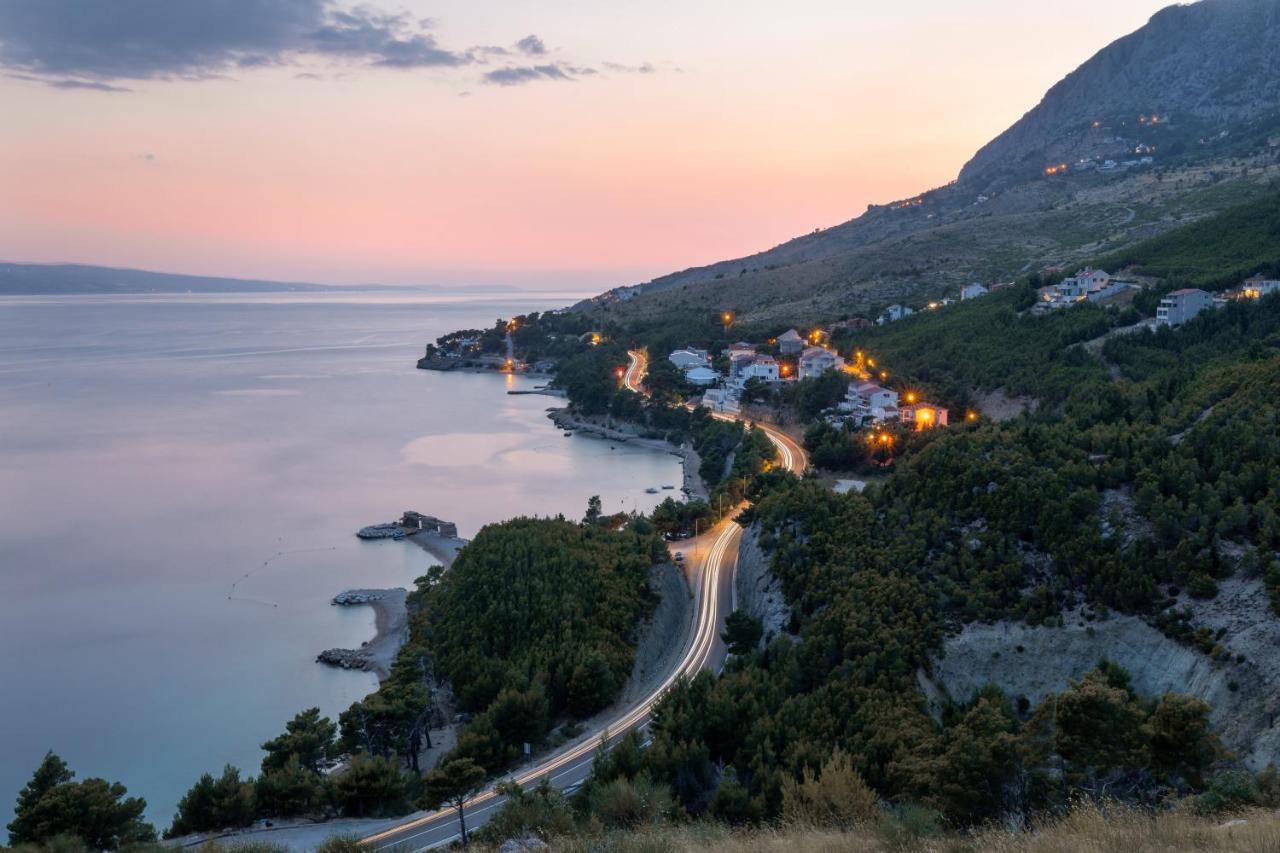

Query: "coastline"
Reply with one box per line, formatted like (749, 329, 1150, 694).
(548, 407, 710, 500)
(318, 589, 408, 680)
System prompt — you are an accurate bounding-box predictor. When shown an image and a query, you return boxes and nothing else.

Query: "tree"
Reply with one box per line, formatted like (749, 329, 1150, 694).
(326, 753, 409, 819)
(7, 752, 73, 844)
(721, 609, 764, 655)
(1149, 693, 1219, 786)
(254, 757, 326, 818)
(422, 758, 487, 848)
(780, 749, 879, 828)
(9, 771, 154, 850)
(261, 708, 337, 774)
(168, 765, 256, 837)
(584, 495, 603, 526)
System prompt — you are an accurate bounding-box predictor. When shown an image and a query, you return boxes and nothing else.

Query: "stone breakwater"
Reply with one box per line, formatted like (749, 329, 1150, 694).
(315, 587, 410, 679)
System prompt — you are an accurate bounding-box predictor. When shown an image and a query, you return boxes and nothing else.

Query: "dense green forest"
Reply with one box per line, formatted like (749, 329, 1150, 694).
(342, 515, 664, 779)
(1093, 192, 1280, 291)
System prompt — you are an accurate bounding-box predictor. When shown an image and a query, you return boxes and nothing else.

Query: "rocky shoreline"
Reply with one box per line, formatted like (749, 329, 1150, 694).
(316, 513, 469, 680)
(316, 587, 408, 679)
(548, 407, 710, 500)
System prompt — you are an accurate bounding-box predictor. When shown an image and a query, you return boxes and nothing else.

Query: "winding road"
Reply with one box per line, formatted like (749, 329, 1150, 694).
(362, 349, 805, 851)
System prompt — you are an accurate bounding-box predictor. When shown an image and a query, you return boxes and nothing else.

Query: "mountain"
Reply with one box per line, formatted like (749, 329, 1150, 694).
(583, 0, 1280, 325)
(0, 262, 338, 295)
(961, 0, 1280, 187)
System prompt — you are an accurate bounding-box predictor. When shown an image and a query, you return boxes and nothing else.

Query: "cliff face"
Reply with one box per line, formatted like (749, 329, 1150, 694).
(960, 0, 1280, 184)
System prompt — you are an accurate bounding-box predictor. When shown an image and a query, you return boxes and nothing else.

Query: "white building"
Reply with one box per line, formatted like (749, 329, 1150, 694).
(685, 366, 721, 387)
(668, 348, 710, 371)
(1243, 276, 1280, 298)
(777, 329, 805, 355)
(700, 387, 740, 414)
(960, 283, 988, 301)
(798, 346, 844, 380)
(840, 381, 899, 424)
(877, 304, 914, 325)
(738, 355, 780, 383)
(1156, 288, 1213, 327)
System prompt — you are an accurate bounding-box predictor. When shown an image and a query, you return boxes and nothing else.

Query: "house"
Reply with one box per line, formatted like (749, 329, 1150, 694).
(700, 387, 739, 414)
(877, 304, 914, 325)
(1051, 268, 1112, 305)
(1156, 288, 1212, 327)
(684, 366, 720, 387)
(960, 283, 988, 301)
(840, 381, 899, 424)
(739, 355, 780, 383)
(668, 348, 710, 371)
(798, 346, 844, 380)
(777, 329, 805, 355)
(901, 402, 948, 430)
(1242, 276, 1280, 299)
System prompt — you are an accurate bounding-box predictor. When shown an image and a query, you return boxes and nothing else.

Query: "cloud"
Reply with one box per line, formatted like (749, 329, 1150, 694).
(0, 0, 468, 87)
(603, 61, 655, 75)
(0, 1, 660, 92)
(515, 34, 547, 56)
(308, 8, 470, 68)
(483, 63, 583, 86)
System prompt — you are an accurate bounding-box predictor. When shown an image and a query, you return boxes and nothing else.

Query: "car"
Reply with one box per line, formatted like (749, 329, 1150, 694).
(673, 552, 684, 562)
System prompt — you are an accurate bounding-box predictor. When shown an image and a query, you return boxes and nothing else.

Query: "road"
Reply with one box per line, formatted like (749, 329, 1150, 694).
(363, 348, 805, 851)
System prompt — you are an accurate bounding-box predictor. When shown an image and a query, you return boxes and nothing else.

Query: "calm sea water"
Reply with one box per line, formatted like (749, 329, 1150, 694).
(0, 293, 680, 835)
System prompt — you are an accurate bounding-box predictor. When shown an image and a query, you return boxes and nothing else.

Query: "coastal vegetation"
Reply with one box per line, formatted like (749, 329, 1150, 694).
(5, 753, 154, 851)
(407, 515, 662, 772)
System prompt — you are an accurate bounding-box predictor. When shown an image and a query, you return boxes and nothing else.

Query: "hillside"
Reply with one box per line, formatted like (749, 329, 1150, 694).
(580, 0, 1280, 326)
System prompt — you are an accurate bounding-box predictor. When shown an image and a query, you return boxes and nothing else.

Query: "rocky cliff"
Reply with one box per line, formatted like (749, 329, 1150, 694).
(961, 0, 1280, 186)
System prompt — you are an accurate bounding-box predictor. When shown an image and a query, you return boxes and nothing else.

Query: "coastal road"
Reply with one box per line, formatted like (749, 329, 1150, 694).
(362, 348, 805, 851)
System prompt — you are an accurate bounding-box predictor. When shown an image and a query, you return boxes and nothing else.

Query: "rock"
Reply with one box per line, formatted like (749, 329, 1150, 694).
(499, 835, 549, 853)
(332, 589, 405, 606)
(357, 523, 404, 540)
(316, 649, 372, 671)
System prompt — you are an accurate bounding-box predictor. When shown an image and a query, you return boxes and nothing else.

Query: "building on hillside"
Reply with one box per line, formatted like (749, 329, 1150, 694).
(739, 355, 780, 383)
(798, 346, 844, 380)
(684, 366, 720, 387)
(726, 341, 756, 361)
(877, 304, 914, 325)
(990, 281, 1016, 291)
(901, 402, 948, 430)
(700, 387, 739, 414)
(960, 282, 989, 300)
(840, 381, 899, 424)
(1242, 275, 1280, 299)
(668, 348, 710, 371)
(777, 329, 805, 355)
(1156, 288, 1213, 327)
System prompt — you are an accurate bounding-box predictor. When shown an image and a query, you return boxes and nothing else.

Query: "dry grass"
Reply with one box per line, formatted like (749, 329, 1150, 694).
(478, 805, 1280, 853)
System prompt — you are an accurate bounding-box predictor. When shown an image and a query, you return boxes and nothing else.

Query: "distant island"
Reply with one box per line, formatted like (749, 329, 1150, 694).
(0, 262, 521, 296)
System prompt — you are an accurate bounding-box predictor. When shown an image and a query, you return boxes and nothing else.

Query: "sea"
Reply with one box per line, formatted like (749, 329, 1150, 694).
(0, 292, 681, 835)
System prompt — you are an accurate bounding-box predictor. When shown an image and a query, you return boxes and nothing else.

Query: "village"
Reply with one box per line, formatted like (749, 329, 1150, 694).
(659, 267, 1280, 458)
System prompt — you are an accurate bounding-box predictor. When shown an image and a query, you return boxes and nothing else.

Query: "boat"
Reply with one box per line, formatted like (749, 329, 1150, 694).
(563, 431, 573, 437)
(662, 485, 675, 490)
(645, 487, 659, 494)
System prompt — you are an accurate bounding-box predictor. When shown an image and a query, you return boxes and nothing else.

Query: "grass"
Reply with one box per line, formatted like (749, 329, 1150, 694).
(469, 804, 1280, 853)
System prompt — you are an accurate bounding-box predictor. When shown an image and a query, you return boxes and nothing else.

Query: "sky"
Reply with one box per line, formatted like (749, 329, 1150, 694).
(0, 0, 1175, 291)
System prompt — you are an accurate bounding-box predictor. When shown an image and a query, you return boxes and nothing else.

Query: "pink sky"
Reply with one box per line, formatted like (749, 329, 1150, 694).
(0, 1, 1173, 290)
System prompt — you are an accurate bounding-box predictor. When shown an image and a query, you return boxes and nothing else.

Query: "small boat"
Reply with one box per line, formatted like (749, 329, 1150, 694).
(645, 487, 659, 494)
(662, 485, 675, 490)
(563, 431, 573, 437)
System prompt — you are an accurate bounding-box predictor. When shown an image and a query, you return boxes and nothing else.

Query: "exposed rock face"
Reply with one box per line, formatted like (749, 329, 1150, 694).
(961, 0, 1280, 185)
(924, 601, 1280, 770)
(734, 525, 792, 647)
